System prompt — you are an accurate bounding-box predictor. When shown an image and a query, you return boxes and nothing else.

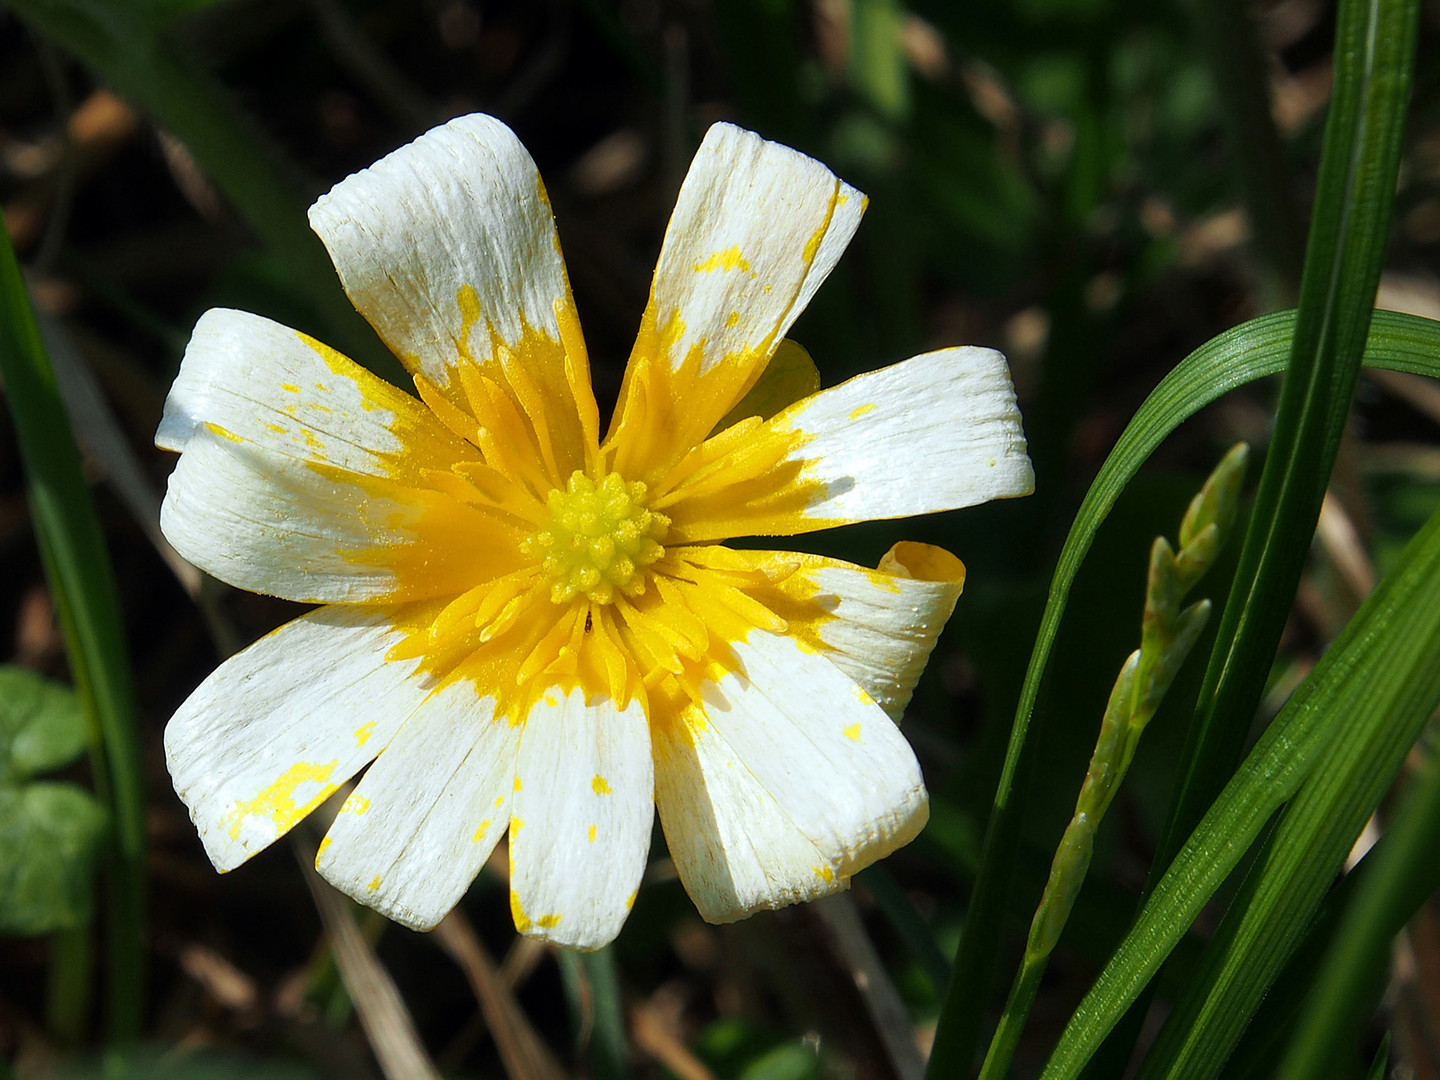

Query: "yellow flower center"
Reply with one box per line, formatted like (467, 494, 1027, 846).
(523, 471, 670, 605)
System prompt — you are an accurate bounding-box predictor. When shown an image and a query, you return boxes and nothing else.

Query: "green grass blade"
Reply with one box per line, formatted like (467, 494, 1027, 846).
(924, 309, 1440, 1077)
(5, 0, 393, 376)
(1037, 495, 1440, 1080)
(1161, 0, 1418, 885)
(1273, 761, 1440, 1080)
(558, 947, 628, 1080)
(0, 215, 145, 1038)
(1134, 580, 1440, 1078)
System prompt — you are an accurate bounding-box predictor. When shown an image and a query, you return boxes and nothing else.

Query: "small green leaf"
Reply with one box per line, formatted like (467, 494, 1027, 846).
(0, 782, 106, 935)
(0, 667, 88, 783)
(0, 669, 106, 933)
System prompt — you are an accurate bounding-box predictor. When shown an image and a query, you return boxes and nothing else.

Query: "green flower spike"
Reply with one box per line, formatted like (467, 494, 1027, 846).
(980, 443, 1249, 1080)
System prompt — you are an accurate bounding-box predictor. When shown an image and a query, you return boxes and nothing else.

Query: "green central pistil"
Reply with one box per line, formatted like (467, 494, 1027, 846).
(524, 471, 670, 605)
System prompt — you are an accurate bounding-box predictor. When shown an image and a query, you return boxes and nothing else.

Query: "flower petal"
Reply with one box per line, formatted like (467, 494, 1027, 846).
(160, 425, 526, 604)
(316, 679, 519, 931)
(310, 113, 598, 480)
(605, 123, 865, 484)
(740, 542, 965, 720)
(156, 309, 472, 483)
(665, 346, 1034, 541)
(165, 606, 431, 871)
(508, 687, 653, 949)
(653, 630, 928, 924)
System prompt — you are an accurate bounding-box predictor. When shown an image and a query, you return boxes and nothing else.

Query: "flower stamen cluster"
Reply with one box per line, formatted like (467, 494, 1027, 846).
(523, 471, 669, 605)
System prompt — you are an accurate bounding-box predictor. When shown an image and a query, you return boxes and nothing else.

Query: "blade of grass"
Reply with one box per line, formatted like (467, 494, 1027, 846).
(1080, 0, 1420, 1068)
(1037, 492, 1440, 1078)
(924, 308, 1440, 1078)
(1134, 584, 1440, 1075)
(1273, 760, 1440, 1080)
(1160, 0, 1418, 891)
(0, 214, 145, 1038)
(557, 947, 628, 1080)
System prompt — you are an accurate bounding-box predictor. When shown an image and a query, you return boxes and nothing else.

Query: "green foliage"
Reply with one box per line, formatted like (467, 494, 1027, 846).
(5, 0, 1440, 1070)
(1, 208, 146, 1037)
(693, 1018, 820, 1080)
(0, 667, 105, 936)
(978, 446, 1245, 1079)
(1041, 495, 1440, 1077)
(51, 1048, 324, 1080)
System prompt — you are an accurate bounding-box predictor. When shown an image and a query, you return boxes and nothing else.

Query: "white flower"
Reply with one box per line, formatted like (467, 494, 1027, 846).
(158, 115, 1033, 949)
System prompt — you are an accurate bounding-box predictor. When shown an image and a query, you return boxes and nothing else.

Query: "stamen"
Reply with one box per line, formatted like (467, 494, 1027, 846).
(523, 471, 670, 605)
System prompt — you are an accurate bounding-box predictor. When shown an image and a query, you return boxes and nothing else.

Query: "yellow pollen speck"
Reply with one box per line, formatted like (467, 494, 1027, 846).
(843, 723, 863, 742)
(692, 245, 753, 274)
(849, 403, 876, 421)
(280, 383, 300, 393)
(816, 865, 836, 883)
(725, 310, 740, 328)
(472, 819, 492, 843)
(511, 892, 562, 933)
(494, 795, 504, 808)
(353, 720, 377, 746)
(222, 761, 337, 841)
(625, 889, 638, 911)
(367, 876, 382, 892)
(205, 422, 245, 444)
(854, 685, 876, 706)
(591, 774, 612, 795)
(521, 470, 669, 606)
(340, 792, 371, 816)
(513, 775, 523, 792)
(588, 824, 597, 843)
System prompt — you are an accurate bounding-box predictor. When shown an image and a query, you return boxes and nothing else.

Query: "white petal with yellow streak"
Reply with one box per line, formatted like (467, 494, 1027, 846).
(508, 687, 653, 949)
(751, 542, 966, 721)
(316, 679, 519, 931)
(161, 425, 433, 604)
(165, 606, 429, 872)
(309, 113, 596, 478)
(654, 630, 928, 924)
(644, 123, 863, 378)
(156, 308, 470, 479)
(606, 123, 864, 479)
(669, 346, 1034, 541)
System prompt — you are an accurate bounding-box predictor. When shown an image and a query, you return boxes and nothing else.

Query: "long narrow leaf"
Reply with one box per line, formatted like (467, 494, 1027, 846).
(1162, 0, 1418, 878)
(925, 308, 1440, 1076)
(1037, 498, 1440, 1079)
(1273, 760, 1440, 1080)
(0, 214, 146, 1037)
